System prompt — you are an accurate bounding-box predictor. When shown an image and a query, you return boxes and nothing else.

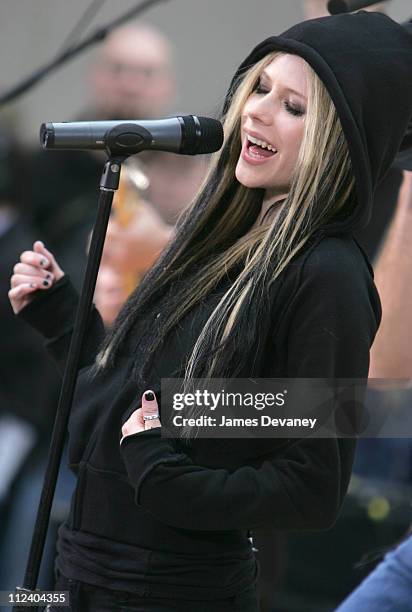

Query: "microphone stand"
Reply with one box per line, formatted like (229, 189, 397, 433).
(0, 3, 171, 607)
(0, 0, 170, 106)
(14, 132, 134, 610)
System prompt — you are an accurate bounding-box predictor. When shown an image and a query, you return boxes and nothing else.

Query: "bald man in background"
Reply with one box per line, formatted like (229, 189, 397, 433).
(87, 23, 206, 226)
(29, 22, 205, 292)
(89, 23, 176, 121)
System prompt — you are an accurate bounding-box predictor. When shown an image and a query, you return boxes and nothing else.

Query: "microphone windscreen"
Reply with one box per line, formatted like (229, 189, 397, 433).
(180, 116, 224, 155)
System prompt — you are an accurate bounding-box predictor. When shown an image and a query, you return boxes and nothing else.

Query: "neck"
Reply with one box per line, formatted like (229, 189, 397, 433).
(252, 191, 288, 230)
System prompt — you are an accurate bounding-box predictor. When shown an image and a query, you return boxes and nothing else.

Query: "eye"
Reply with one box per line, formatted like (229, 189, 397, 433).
(253, 79, 269, 95)
(284, 100, 305, 117)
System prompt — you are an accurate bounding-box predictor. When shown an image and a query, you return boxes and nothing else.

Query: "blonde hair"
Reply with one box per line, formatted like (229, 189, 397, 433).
(96, 51, 355, 440)
(171, 52, 355, 434)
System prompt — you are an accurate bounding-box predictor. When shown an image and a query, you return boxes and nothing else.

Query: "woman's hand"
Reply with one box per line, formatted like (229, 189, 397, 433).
(121, 390, 161, 444)
(9, 240, 65, 314)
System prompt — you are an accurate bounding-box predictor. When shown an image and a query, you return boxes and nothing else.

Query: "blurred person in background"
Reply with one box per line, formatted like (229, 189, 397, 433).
(94, 159, 174, 326)
(30, 21, 206, 291)
(368, 170, 412, 382)
(335, 531, 412, 611)
(0, 127, 74, 598)
(333, 171, 412, 611)
(88, 22, 176, 120)
(95, 184, 174, 326)
(84, 21, 206, 226)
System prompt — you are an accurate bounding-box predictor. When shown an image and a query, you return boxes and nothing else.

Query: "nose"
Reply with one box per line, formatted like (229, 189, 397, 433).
(245, 94, 274, 127)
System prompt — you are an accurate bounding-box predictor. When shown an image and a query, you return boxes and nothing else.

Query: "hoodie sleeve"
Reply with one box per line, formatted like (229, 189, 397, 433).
(121, 425, 351, 531)
(120, 239, 381, 532)
(17, 275, 106, 372)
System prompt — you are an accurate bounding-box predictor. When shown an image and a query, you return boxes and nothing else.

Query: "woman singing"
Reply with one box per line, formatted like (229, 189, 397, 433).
(9, 11, 412, 612)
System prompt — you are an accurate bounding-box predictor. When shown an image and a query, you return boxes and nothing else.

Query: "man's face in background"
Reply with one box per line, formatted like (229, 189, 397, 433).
(90, 24, 176, 120)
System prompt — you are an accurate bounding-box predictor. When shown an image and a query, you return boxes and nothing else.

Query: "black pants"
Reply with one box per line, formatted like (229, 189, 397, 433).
(47, 572, 259, 612)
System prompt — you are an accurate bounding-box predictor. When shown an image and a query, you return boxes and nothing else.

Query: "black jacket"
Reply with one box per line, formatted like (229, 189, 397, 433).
(18, 9, 411, 600)
(19, 233, 380, 597)
(0, 220, 58, 437)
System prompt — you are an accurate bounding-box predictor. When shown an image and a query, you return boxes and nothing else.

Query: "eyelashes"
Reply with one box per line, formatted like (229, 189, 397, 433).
(284, 101, 305, 117)
(253, 83, 305, 117)
(254, 84, 269, 95)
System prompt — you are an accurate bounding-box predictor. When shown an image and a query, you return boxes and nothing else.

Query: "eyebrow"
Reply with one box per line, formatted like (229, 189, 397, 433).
(260, 70, 307, 101)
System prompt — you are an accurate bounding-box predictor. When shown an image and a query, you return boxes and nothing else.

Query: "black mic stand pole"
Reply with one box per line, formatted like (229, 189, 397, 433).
(0, 2, 172, 607)
(14, 131, 131, 611)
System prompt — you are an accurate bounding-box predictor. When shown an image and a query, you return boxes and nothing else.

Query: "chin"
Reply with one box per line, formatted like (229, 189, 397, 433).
(235, 166, 262, 189)
(237, 177, 258, 189)
(236, 175, 268, 191)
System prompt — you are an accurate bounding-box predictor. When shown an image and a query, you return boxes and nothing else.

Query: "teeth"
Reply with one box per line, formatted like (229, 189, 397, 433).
(248, 135, 277, 152)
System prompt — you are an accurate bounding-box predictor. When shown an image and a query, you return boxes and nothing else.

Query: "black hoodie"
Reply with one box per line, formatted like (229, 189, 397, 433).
(18, 10, 411, 603)
(226, 11, 412, 235)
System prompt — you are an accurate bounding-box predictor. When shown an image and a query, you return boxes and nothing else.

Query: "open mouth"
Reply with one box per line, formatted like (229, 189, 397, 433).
(246, 135, 278, 159)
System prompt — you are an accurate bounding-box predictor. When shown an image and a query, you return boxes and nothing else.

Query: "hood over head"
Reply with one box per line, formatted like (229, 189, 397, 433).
(224, 11, 412, 235)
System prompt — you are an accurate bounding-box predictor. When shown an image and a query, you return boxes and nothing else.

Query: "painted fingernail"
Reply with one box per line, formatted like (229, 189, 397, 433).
(144, 391, 155, 401)
(30, 282, 37, 288)
(46, 272, 52, 280)
(40, 257, 49, 267)
(43, 280, 50, 287)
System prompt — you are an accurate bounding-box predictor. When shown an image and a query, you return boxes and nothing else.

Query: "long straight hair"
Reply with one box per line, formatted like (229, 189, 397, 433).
(94, 51, 356, 438)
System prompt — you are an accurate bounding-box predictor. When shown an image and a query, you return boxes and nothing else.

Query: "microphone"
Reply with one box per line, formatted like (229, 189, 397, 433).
(40, 115, 224, 156)
(327, 0, 390, 14)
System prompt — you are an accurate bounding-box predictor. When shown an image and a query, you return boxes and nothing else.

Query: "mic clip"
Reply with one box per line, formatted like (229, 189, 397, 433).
(104, 123, 152, 157)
